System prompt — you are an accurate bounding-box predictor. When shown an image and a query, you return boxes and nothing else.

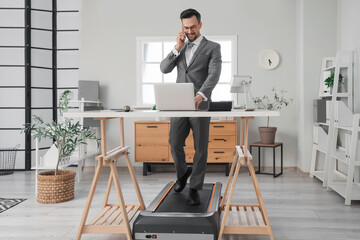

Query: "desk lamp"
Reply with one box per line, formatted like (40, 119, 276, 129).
(230, 75, 255, 111)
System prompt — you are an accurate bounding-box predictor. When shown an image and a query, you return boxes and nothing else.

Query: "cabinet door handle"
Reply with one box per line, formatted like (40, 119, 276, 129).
(214, 151, 225, 154)
(146, 126, 158, 128)
(214, 138, 226, 141)
(213, 126, 225, 128)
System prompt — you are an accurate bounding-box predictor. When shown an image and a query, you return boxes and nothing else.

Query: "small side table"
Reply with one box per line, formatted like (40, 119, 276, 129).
(249, 142, 283, 178)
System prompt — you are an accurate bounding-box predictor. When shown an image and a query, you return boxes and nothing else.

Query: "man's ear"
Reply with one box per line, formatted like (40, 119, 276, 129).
(199, 22, 202, 29)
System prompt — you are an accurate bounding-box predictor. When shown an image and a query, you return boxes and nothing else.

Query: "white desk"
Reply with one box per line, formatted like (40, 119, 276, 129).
(64, 109, 279, 119)
(63, 110, 278, 240)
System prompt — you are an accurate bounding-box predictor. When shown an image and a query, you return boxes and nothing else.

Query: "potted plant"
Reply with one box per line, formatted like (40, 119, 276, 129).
(253, 88, 293, 144)
(23, 90, 98, 203)
(324, 73, 344, 93)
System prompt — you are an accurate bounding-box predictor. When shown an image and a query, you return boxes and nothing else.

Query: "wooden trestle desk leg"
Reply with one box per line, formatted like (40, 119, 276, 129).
(102, 117, 145, 211)
(75, 118, 107, 240)
(219, 152, 238, 209)
(76, 117, 145, 240)
(248, 159, 274, 240)
(218, 151, 242, 240)
(217, 117, 274, 240)
(120, 118, 145, 210)
(102, 172, 113, 209)
(109, 160, 132, 239)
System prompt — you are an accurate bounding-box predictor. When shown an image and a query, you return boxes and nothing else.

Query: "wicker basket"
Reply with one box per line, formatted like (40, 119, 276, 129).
(37, 170, 76, 204)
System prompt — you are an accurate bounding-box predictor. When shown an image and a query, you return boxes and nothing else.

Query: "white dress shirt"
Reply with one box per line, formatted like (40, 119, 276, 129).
(172, 35, 207, 101)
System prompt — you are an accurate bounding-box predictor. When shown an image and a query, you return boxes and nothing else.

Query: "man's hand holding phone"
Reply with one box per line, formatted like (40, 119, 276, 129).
(175, 29, 186, 52)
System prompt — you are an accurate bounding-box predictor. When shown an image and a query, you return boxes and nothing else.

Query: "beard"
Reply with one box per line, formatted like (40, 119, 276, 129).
(186, 32, 198, 41)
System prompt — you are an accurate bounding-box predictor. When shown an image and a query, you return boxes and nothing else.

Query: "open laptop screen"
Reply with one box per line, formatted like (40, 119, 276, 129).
(154, 83, 196, 111)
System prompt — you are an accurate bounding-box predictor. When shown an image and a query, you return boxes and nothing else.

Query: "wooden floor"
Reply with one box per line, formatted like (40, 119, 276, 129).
(0, 167, 360, 240)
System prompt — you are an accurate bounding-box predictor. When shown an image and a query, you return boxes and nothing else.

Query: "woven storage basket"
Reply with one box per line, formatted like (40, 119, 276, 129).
(37, 170, 76, 204)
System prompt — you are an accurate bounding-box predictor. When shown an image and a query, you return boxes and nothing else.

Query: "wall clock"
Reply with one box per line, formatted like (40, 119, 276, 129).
(259, 50, 280, 70)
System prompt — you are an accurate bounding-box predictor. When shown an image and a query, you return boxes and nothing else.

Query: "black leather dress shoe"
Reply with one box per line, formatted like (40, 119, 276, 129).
(187, 188, 200, 205)
(174, 167, 192, 193)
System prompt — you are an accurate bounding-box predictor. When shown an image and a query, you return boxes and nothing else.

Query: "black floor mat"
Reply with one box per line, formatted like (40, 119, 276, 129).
(0, 198, 26, 214)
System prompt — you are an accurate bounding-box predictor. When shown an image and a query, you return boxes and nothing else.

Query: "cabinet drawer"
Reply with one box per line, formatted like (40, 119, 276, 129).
(135, 146, 168, 162)
(135, 123, 169, 146)
(209, 122, 236, 135)
(185, 131, 236, 148)
(169, 148, 235, 163)
(208, 148, 235, 163)
(208, 136, 236, 148)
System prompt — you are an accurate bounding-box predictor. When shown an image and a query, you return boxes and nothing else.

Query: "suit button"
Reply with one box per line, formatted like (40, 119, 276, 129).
(185, 71, 188, 74)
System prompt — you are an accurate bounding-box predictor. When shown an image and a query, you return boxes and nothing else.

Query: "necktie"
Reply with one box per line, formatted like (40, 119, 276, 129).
(187, 42, 195, 48)
(186, 42, 195, 66)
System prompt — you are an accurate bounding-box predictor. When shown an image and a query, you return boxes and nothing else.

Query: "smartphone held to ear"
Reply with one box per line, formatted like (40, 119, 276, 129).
(181, 31, 187, 41)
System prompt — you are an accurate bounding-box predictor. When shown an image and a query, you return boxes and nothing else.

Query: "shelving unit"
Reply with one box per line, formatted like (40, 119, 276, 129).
(327, 114, 360, 205)
(310, 51, 360, 205)
(310, 56, 336, 185)
(69, 99, 102, 169)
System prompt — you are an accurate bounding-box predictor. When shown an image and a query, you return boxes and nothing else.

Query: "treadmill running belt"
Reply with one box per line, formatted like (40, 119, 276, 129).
(133, 182, 222, 240)
(155, 184, 213, 213)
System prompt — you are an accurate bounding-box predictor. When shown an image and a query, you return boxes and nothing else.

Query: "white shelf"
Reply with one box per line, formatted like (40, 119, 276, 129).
(331, 149, 348, 165)
(328, 182, 360, 200)
(335, 126, 353, 131)
(314, 145, 326, 154)
(69, 100, 101, 104)
(319, 93, 350, 98)
(312, 170, 325, 181)
(313, 126, 328, 150)
(32, 151, 99, 170)
(318, 122, 329, 127)
(323, 65, 335, 71)
(336, 93, 350, 98)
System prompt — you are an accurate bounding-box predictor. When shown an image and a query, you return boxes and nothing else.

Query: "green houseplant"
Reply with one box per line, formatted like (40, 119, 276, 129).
(324, 73, 343, 88)
(253, 88, 293, 144)
(23, 90, 98, 203)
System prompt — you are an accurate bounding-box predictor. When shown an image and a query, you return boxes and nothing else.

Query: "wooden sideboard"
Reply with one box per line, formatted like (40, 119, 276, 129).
(134, 121, 237, 175)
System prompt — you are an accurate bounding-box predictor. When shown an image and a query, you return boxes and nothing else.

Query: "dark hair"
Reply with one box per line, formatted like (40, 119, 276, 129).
(180, 9, 201, 23)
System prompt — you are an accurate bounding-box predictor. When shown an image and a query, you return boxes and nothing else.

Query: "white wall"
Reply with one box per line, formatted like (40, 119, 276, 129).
(79, 0, 298, 167)
(296, 0, 337, 172)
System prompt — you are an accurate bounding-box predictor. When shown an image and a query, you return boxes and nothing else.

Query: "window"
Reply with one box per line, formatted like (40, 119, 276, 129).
(136, 36, 237, 106)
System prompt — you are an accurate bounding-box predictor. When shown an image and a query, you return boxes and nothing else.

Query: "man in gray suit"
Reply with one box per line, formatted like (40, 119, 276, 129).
(160, 9, 222, 205)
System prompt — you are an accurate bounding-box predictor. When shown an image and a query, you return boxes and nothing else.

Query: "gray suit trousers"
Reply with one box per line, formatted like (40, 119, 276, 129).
(169, 117, 211, 190)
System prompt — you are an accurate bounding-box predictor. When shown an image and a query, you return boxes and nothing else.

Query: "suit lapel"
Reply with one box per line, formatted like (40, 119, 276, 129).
(187, 37, 208, 69)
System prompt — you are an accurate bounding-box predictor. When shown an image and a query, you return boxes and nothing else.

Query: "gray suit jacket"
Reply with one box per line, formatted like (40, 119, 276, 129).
(160, 37, 222, 110)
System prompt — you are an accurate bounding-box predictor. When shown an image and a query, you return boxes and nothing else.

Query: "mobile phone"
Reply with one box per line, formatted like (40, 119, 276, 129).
(181, 30, 187, 42)
(183, 32, 188, 41)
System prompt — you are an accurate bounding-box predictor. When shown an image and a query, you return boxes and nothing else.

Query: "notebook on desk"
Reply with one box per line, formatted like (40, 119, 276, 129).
(154, 83, 196, 111)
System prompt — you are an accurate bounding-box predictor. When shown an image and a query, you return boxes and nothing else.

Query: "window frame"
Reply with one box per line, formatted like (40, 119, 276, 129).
(136, 35, 238, 107)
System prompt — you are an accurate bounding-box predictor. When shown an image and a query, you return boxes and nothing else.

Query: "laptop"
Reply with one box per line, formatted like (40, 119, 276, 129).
(154, 83, 196, 111)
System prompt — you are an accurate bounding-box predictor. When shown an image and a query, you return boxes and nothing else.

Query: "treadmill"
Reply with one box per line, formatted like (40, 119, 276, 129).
(133, 182, 222, 240)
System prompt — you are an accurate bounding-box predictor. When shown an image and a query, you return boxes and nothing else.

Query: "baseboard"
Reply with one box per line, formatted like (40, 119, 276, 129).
(296, 167, 310, 177)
